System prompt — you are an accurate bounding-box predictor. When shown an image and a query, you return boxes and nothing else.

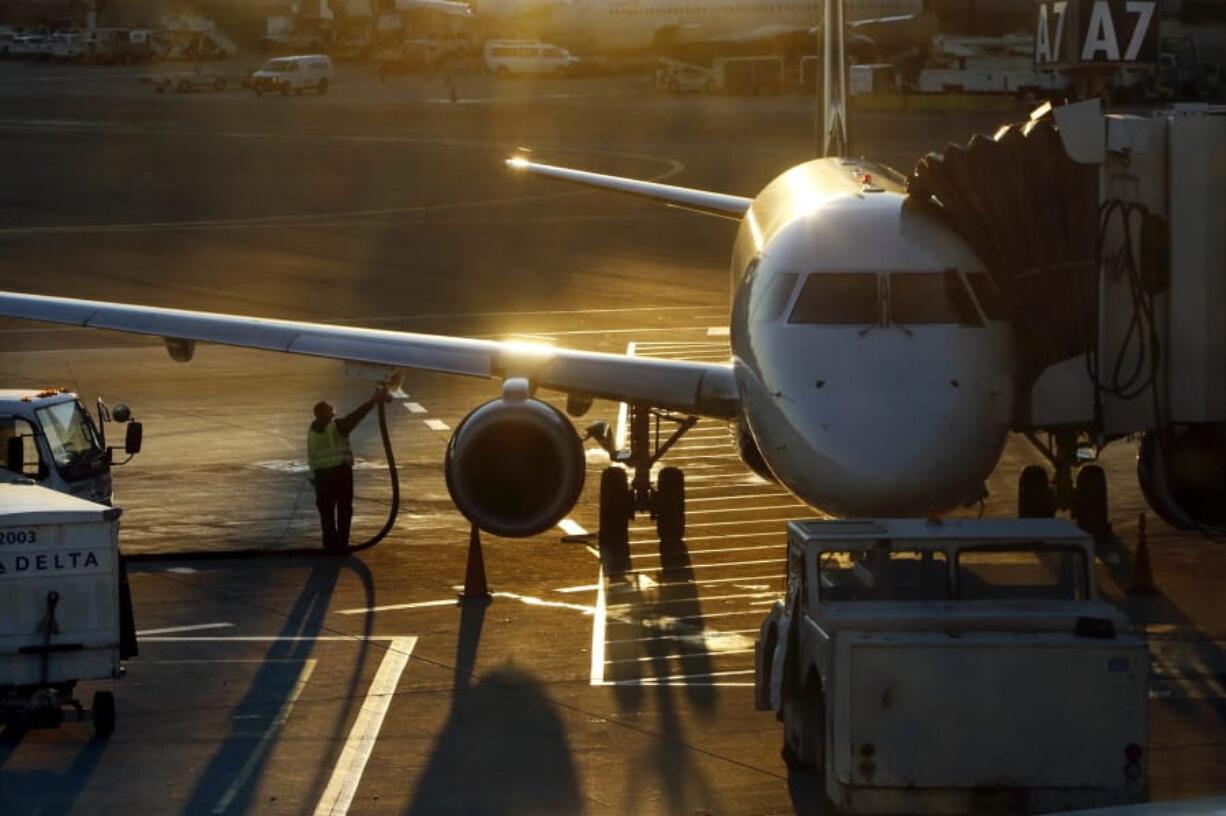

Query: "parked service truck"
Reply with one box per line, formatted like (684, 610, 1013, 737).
(0, 389, 142, 505)
(0, 482, 125, 736)
(756, 518, 1147, 814)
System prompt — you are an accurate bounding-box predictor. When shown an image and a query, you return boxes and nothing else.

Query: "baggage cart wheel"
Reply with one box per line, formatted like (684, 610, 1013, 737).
(93, 691, 115, 739)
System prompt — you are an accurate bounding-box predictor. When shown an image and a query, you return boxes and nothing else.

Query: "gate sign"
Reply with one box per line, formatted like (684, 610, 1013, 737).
(1035, 0, 1161, 68)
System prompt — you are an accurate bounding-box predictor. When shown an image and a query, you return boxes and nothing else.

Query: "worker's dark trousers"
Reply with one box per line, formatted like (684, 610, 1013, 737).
(313, 465, 354, 552)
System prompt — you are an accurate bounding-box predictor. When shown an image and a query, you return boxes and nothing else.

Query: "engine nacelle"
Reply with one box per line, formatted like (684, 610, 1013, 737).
(1137, 424, 1226, 531)
(445, 396, 585, 538)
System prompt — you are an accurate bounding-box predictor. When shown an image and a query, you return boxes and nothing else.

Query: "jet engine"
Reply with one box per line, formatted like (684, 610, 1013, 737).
(1137, 424, 1226, 531)
(445, 389, 586, 538)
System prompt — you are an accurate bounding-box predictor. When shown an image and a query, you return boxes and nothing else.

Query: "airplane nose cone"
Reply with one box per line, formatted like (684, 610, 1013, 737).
(747, 373, 1011, 518)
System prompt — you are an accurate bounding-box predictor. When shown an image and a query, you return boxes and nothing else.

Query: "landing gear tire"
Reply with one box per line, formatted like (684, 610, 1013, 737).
(1018, 465, 1055, 518)
(1074, 465, 1110, 540)
(656, 466, 685, 544)
(781, 674, 824, 770)
(92, 691, 115, 739)
(598, 467, 630, 575)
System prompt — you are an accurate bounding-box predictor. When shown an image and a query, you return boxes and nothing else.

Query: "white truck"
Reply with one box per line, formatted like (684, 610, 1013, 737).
(756, 518, 1148, 814)
(0, 483, 126, 736)
(0, 388, 142, 504)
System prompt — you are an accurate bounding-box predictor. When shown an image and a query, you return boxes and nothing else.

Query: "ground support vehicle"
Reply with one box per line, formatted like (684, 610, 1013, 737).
(251, 55, 333, 96)
(656, 58, 715, 93)
(151, 67, 230, 93)
(756, 518, 1148, 814)
(484, 40, 580, 77)
(0, 388, 142, 505)
(0, 483, 125, 738)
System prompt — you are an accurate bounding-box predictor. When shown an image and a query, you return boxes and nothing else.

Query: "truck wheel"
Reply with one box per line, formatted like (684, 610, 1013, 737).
(1074, 465, 1110, 540)
(782, 672, 824, 770)
(1018, 465, 1055, 518)
(93, 691, 115, 738)
(598, 466, 631, 575)
(317, 78, 329, 96)
(655, 466, 685, 544)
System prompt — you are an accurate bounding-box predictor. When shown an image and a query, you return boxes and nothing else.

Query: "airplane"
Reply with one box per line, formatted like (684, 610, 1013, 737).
(473, 0, 924, 56)
(0, 0, 1027, 564)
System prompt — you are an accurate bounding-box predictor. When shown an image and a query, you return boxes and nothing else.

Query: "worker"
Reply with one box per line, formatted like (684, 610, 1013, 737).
(308, 388, 386, 553)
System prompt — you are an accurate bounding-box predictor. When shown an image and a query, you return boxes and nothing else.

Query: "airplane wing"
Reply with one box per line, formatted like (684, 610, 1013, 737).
(0, 291, 739, 419)
(507, 158, 751, 220)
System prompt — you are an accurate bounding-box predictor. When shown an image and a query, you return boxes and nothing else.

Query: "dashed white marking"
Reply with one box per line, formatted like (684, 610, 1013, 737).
(423, 418, 450, 431)
(602, 669, 756, 686)
(137, 622, 235, 636)
(558, 518, 588, 537)
(314, 637, 416, 816)
(404, 402, 428, 414)
(389, 387, 409, 400)
(165, 567, 197, 574)
(214, 659, 317, 814)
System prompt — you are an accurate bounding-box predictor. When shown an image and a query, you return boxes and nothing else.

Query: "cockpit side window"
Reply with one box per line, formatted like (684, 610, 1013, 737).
(787, 272, 880, 325)
(888, 271, 982, 326)
(752, 272, 798, 322)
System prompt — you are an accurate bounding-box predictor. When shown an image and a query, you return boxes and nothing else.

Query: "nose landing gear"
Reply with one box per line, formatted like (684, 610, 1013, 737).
(591, 403, 696, 575)
(1019, 430, 1111, 540)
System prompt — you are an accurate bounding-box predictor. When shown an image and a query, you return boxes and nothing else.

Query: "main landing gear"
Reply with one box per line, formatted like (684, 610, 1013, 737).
(1019, 430, 1111, 540)
(589, 403, 697, 575)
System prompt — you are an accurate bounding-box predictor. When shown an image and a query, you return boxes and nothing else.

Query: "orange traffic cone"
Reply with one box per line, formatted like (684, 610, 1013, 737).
(1128, 512, 1158, 595)
(459, 523, 492, 601)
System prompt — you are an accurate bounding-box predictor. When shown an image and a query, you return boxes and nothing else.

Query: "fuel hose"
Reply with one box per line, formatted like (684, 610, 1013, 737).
(127, 395, 400, 562)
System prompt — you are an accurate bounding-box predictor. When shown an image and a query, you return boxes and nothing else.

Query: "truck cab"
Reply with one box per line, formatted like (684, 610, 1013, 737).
(0, 389, 141, 505)
(756, 518, 1147, 814)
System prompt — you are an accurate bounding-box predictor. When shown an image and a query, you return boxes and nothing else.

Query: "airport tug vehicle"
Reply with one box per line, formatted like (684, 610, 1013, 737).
(0, 388, 142, 504)
(755, 518, 1147, 814)
(0, 483, 126, 737)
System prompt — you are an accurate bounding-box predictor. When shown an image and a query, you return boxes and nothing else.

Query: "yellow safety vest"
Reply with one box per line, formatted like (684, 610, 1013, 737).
(307, 421, 353, 471)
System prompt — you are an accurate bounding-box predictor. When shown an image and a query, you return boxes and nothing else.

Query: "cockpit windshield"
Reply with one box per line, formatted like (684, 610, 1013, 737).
(36, 400, 105, 473)
(888, 271, 981, 326)
(788, 273, 879, 325)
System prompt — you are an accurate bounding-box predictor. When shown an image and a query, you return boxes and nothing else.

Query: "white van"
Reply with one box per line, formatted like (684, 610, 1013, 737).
(483, 40, 579, 77)
(252, 55, 333, 96)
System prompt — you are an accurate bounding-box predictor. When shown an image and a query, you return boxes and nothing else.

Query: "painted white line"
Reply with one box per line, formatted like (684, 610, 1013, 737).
(558, 518, 588, 537)
(165, 566, 197, 574)
(591, 564, 608, 686)
(214, 658, 317, 814)
(605, 647, 756, 666)
(338, 599, 458, 615)
(137, 622, 235, 636)
(423, 418, 450, 431)
(404, 402, 428, 414)
(390, 387, 409, 400)
(606, 590, 779, 611)
(553, 583, 600, 594)
(140, 636, 411, 642)
(341, 592, 594, 617)
(602, 669, 755, 685)
(314, 636, 416, 816)
(631, 542, 784, 559)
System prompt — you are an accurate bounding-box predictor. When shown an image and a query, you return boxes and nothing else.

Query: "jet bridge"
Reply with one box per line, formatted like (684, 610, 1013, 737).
(908, 99, 1226, 532)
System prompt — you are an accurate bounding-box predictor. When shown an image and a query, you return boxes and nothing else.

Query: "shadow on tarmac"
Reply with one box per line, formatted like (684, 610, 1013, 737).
(406, 596, 585, 815)
(0, 726, 109, 815)
(180, 556, 378, 815)
(604, 535, 725, 812)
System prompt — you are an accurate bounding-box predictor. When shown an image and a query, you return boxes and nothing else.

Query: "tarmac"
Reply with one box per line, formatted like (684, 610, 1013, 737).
(0, 60, 1223, 815)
